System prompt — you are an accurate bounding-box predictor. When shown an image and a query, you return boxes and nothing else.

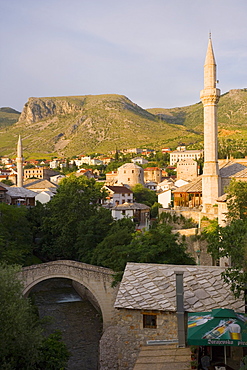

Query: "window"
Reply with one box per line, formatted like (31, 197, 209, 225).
(143, 314, 157, 329)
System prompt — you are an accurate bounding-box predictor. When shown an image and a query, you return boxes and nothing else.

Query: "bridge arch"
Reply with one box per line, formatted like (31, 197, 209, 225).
(21, 260, 117, 328)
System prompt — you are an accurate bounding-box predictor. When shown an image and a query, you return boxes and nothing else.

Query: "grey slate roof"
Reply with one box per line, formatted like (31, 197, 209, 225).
(173, 177, 202, 193)
(115, 263, 244, 313)
(7, 187, 37, 198)
(219, 161, 247, 177)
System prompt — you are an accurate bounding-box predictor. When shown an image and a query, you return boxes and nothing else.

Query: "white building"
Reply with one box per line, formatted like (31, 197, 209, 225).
(131, 157, 149, 165)
(170, 147, 203, 166)
(103, 185, 133, 206)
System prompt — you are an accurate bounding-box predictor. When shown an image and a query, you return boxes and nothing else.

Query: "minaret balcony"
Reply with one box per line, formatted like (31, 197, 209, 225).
(200, 88, 220, 106)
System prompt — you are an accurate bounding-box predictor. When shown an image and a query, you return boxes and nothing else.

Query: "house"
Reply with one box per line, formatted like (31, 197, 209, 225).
(23, 179, 58, 193)
(131, 157, 149, 165)
(157, 178, 175, 192)
(49, 159, 61, 169)
(50, 174, 66, 185)
(103, 185, 133, 206)
(144, 167, 162, 184)
(5, 186, 36, 206)
(145, 181, 157, 191)
(111, 202, 150, 229)
(105, 171, 118, 185)
(104, 263, 244, 370)
(74, 168, 95, 179)
(173, 177, 202, 209)
(24, 167, 59, 181)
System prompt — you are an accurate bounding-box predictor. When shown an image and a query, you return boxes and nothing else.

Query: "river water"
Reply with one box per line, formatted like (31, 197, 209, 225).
(30, 278, 103, 370)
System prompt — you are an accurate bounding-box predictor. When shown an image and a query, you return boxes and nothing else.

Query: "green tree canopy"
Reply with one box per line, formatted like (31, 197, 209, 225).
(132, 184, 157, 207)
(0, 263, 70, 369)
(92, 219, 195, 280)
(38, 176, 107, 261)
(0, 203, 33, 265)
(226, 179, 247, 221)
(204, 180, 247, 297)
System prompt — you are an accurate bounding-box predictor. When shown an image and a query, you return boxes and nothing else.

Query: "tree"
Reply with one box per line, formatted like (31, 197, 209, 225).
(204, 180, 247, 297)
(0, 203, 33, 265)
(0, 263, 43, 369)
(225, 179, 247, 221)
(205, 218, 247, 298)
(128, 223, 195, 265)
(76, 207, 113, 263)
(91, 218, 136, 271)
(132, 184, 157, 207)
(92, 219, 195, 281)
(1, 179, 14, 186)
(0, 263, 70, 369)
(38, 176, 107, 260)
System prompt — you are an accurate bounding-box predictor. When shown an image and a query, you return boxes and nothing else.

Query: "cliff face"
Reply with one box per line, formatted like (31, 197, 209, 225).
(2, 90, 247, 158)
(18, 97, 84, 124)
(4, 94, 188, 157)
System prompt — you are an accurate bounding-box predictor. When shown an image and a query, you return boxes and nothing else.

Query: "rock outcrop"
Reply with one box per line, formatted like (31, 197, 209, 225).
(18, 97, 84, 124)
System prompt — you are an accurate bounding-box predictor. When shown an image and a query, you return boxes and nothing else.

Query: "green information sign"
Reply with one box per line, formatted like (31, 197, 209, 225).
(187, 308, 247, 347)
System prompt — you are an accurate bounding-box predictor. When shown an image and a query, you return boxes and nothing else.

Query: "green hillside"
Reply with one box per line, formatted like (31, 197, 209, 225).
(0, 94, 200, 159)
(148, 89, 247, 143)
(1, 89, 247, 159)
(0, 107, 20, 128)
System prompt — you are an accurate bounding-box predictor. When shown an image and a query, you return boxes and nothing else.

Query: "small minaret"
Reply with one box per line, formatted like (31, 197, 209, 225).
(200, 35, 221, 212)
(16, 135, 24, 187)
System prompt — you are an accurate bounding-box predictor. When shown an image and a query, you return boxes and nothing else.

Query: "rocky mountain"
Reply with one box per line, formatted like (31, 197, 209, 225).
(1, 89, 247, 159)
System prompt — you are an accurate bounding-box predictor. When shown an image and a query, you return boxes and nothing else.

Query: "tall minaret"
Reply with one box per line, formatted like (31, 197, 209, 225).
(200, 35, 221, 212)
(16, 135, 24, 187)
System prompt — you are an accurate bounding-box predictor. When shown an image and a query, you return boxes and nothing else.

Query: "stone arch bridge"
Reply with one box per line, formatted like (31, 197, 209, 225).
(21, 260, 117, 328)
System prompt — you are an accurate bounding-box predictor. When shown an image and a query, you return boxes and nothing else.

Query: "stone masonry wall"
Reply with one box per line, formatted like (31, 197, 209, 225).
(100, 309, 178, 370)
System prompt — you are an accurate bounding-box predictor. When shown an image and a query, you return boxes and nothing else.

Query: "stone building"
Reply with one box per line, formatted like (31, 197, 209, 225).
(176, 159, 198, 181)
(143, 167, 162, 183)
(24, 167, 59, 181)
(117, 163, 144, 187)
(100, 263, 244, 370)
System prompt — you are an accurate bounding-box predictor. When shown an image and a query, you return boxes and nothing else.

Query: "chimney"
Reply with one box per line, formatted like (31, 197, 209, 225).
(175, 271, 186, 347)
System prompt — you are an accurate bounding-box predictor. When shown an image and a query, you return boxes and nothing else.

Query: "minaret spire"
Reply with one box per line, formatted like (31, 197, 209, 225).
(200, 36, 221, 212)
(16, 135, 24, 187)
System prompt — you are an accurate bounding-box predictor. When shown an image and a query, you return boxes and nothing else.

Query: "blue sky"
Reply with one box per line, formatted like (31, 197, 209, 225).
(1, 0, 247, 111)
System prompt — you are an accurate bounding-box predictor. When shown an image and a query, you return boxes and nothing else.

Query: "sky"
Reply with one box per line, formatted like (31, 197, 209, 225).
(1, 0, 247, 112)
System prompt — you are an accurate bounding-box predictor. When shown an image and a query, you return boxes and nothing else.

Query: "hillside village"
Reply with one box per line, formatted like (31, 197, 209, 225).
(2, 37, 247, 370)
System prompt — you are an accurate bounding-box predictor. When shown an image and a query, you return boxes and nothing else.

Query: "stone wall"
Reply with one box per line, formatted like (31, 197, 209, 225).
(100, 309, 178, 370)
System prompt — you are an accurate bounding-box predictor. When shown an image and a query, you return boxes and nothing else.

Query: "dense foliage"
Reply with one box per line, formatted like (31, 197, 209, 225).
(0, 203, 33, 265)
(132, 184, 158, 207)
(0, 263, 70, 369)
(204, 180, 247, 297)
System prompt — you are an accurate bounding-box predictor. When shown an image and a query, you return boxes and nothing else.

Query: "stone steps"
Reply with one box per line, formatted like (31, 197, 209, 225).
(133, 344, 191, 370)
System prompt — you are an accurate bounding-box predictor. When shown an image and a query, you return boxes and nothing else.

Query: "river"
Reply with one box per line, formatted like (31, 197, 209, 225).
(30, 278, 103, 370)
